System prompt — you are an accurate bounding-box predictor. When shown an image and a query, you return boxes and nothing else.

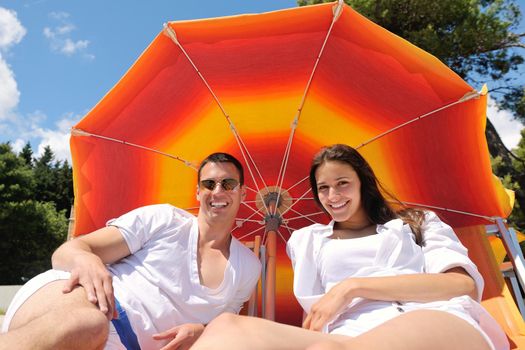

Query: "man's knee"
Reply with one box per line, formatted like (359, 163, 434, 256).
(59, 308, 109, 347)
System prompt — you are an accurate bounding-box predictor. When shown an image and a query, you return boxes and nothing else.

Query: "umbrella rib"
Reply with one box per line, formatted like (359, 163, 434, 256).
(355, 89, 483, 150)
(241, 202, 266, 218)
(285, 211, 326, 222)
(71, 128, 197, 169)
(396, 201, 497, 223)
(283, 222, 300, 233)
(275, 230, 288, 244)
(280, 187, 313, 217)
(281, 224, 294, 240)
(163, 23, 271, 215)
(237, 225, 266, 241)
(290, 197, 315, 201)
(273, 1, 344, 215)
(241, 219, 265, 224)
(245, 186, 259, 195)
(287, 175, 310, 192)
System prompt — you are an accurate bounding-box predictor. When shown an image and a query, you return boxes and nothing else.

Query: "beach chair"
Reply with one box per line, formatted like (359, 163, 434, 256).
(457, 223, 525, 349)
(241, 232, 277, 320)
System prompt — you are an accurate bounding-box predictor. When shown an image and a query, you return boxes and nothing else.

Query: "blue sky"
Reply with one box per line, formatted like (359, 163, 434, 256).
(0, 0, 523, 161)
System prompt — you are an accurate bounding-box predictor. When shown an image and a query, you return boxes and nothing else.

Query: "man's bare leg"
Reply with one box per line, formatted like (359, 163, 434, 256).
(0, 280, 109, 350)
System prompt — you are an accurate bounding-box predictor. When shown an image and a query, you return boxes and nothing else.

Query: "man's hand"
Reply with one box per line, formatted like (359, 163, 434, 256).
(61, 251, 115, 320)
(153, 323, 205, 350)
(52, 226, 131, 320)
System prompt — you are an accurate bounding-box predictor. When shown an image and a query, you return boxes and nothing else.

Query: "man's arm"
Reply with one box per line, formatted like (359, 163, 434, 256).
(51, 226, 131, 319)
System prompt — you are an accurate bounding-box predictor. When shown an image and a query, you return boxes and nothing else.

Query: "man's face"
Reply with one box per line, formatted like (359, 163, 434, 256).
(196, 162, 245, 226)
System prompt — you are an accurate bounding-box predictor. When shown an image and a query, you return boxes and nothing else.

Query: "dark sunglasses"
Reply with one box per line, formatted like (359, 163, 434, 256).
(199, 178, 240, 191)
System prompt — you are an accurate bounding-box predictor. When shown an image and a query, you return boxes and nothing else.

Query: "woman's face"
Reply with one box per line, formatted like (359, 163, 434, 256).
(315, 161, 369, 228)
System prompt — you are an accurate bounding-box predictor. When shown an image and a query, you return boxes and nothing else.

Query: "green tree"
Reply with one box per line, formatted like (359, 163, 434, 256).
(33, 146, 56, 204)
(0, 143, 68, 284)
(32, 145, 73, 216)
(19, 142, 33, 167)
(493, 129, 525, 230)
(54, 160, 74, 215)
(0, 143, 34, 203)
(0, 200, 67, 284)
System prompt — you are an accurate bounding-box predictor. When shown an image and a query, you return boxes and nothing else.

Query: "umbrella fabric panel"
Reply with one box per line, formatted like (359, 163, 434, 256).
(70, 1, 514, 326)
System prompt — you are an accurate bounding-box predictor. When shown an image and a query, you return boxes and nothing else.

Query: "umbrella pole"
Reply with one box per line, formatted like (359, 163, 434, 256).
(264, 230, 276, 321)
(263, 201, 280, 321)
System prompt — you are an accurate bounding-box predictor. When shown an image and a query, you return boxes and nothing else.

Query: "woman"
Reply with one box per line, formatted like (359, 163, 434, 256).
(191, 144, 508, 350)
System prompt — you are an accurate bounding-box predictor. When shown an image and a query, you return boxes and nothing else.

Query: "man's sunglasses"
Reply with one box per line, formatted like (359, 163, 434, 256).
(199, 178, 240, 191)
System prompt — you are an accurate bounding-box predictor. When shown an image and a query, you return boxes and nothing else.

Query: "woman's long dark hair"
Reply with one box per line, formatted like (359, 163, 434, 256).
(309, 144, 424, 245)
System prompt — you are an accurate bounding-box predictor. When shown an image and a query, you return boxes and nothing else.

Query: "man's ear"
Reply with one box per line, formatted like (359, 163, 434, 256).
(241, 186, 247, 200)
(196, 184, 201, 202)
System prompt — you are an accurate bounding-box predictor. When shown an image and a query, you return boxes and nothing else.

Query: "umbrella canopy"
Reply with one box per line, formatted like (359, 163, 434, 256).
(70, 1, 513, 324)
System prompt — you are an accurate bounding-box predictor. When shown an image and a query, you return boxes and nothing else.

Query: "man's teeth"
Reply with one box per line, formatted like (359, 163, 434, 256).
(211, 202, 227, 208)
(331, 202, 347, 209)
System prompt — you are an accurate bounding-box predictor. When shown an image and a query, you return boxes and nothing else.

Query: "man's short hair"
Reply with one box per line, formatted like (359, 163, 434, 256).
(198, 153, 244, 185)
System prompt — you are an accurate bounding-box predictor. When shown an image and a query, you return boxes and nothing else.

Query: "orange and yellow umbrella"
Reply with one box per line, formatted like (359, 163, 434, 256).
(70, 1, 513, 324)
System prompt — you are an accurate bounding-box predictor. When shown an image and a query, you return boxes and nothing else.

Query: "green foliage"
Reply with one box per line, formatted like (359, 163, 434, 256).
(0, 200, 67, 284)
(508, 129, 525, 230)
(0, 143, 35, 202)
(0, 143, 71, 284)
(30, 144, 73, 216)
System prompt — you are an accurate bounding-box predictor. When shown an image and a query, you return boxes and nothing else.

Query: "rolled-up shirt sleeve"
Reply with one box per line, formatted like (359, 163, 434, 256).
(421, 211, 484, 301)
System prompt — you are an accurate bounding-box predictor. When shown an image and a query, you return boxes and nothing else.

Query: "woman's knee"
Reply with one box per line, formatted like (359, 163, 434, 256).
(205, 313, 243, 335)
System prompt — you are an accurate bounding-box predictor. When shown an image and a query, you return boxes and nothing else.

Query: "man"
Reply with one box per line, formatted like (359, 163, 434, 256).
(0, 152, 261, 350)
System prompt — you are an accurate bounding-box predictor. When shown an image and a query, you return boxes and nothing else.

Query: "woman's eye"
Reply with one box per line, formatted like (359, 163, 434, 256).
(338, 181, 349, 187)
(317, 185, 328, 191)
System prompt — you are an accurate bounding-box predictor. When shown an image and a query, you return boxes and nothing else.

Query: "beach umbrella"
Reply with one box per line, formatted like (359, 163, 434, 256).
(70, 1, 513, 324)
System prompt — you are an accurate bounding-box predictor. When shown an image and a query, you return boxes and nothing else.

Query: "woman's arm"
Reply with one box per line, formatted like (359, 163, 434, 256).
(341, 267, 477, 302)
(303, 267, 476, 331)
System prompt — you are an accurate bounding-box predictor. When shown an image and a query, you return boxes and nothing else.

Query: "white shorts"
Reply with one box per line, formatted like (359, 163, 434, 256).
(329, 297, 508, 350)
(1, 270, 125, 350)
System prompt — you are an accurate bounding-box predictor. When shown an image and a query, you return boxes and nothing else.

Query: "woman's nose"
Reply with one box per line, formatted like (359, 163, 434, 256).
(328, 187, 340, 200)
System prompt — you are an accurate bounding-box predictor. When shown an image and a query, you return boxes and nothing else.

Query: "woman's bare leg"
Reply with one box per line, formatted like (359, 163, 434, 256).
(307, 310, 493, 350)
(192, 313, 348, 350)
(192, 310, 493, 350)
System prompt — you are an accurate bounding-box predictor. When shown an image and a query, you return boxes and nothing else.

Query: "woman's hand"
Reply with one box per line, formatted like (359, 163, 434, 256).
(153, 323, 205, 350)
(61, 251, 115, 320)
(303, 279, 354, 332)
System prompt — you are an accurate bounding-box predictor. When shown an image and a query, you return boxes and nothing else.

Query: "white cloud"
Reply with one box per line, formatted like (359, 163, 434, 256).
(43, 12, 93, 58)
(61, 38, 89, 55)
(3, 110, 81, 162)
(0, 7, 80, 162)
(11, 138, 26, 153)
(0, 54, 20, 120)
(0, 7, 25, 121)
(487, 97, 524, 150)
(34, 112, 81, 162)
(49, 11, 69, 21)
(0, 7, 26, 51)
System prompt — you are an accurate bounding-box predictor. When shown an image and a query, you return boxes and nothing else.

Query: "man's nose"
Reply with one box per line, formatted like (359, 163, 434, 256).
(212, 182, 225, 193)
